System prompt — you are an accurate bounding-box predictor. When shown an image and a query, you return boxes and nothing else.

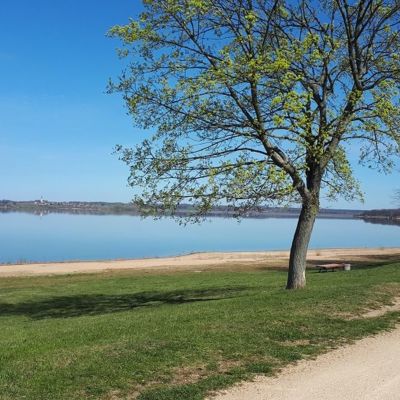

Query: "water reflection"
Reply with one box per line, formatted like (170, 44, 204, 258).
(362, 218, 400, 227)
(0, 212, 399, 264)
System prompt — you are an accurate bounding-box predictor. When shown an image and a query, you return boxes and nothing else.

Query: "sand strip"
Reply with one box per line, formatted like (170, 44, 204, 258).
(0, 248, 399, 277)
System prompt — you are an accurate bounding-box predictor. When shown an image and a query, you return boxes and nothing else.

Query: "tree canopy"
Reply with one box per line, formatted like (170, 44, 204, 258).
(109, 0, 400, 288)
(110, 0, 400, 216)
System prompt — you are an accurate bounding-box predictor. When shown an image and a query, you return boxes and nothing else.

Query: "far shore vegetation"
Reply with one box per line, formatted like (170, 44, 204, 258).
(0, 259, 399, 399)
(1, 200, 399, 226)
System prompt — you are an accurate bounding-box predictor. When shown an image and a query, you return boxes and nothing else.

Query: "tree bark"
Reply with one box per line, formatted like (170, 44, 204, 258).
(286, 199, 318, 289)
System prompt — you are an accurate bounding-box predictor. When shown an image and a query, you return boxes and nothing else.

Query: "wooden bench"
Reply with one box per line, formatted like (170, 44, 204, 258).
(316, 263, 351, 272)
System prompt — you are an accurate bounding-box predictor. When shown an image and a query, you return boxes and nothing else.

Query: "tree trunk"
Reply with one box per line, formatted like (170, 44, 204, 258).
(286, 199, 318, 289)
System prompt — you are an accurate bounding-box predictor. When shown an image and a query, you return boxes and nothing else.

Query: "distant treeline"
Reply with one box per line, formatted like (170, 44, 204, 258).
(0, 200, 140, 216)
(0, 199, 364, 219)
(361, 209, 400, 221)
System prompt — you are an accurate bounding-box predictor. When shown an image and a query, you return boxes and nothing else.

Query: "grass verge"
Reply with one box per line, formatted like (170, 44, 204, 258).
(0, 263, 399, 399)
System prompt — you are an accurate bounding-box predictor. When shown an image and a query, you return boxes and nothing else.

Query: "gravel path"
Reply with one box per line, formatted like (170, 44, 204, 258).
(209, 326, 400, 400)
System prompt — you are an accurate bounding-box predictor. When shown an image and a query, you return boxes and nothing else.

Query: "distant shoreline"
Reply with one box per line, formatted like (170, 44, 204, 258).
(0, 199, 365, 219)
(1, 200, 399, 226)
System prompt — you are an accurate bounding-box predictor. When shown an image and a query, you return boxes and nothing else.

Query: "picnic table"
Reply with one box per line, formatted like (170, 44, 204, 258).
(316, 263, 351, 272)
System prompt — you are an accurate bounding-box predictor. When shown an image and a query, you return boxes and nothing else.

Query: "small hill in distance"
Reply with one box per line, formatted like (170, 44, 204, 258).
(361, 208, 400, 226)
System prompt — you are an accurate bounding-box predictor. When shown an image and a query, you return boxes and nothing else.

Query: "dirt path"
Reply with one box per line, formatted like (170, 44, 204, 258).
(209, 326, 400, 400)
(0, 248, 399, 277)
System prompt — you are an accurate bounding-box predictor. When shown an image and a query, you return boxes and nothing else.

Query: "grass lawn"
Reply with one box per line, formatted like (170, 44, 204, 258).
(0, 263, 399, 400)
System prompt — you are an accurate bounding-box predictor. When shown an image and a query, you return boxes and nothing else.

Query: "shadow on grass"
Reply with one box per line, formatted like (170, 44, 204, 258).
(0, 287, 248, 319)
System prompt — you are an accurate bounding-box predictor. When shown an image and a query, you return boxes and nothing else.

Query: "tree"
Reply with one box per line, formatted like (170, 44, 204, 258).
(109, 0, 400, 289)
(395, 189, 400, 203)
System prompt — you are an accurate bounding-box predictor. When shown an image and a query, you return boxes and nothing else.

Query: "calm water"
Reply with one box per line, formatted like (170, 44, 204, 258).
(0, 212, 399, 263)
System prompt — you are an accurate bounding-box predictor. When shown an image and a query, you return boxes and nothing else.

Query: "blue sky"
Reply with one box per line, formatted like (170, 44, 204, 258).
(0, 1, 398, 209)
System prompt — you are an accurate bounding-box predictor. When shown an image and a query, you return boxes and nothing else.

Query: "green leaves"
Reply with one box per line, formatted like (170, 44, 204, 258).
(109, 0, 400, 217)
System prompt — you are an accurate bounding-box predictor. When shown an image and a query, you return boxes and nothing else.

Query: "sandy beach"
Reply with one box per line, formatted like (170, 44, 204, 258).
(1, 247, 400, 277)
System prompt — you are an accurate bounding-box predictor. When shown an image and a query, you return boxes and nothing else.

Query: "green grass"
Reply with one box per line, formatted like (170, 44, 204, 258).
(0, 264, 399, 400)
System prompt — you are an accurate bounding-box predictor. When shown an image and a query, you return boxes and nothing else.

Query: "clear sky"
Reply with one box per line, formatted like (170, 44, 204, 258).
(0, 0, 398, 209)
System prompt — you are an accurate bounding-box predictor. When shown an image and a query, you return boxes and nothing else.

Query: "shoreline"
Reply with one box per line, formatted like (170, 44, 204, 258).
(0, 200, 365, 219)
(1, 247, 400, 277)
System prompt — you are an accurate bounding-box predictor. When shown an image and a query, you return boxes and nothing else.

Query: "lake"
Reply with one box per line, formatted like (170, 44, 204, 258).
(0, 212, 399, 264)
